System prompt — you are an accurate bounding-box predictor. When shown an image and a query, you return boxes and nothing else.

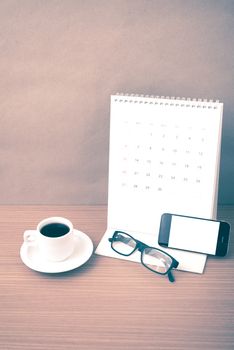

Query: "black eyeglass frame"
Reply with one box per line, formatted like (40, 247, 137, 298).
(109, 231, 179, 282)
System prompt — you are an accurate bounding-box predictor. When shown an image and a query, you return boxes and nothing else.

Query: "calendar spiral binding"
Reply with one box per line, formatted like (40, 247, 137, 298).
(113, 93, 221, 109)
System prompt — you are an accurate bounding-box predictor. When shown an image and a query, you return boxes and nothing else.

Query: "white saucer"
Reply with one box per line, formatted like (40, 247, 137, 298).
(20, 229, 93, 273)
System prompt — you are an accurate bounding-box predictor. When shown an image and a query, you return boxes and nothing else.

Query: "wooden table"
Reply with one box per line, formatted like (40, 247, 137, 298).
(0, 205, 233, 350)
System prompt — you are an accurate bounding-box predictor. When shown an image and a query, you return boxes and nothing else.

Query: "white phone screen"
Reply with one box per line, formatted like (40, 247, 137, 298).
(168, 216, 220, 254)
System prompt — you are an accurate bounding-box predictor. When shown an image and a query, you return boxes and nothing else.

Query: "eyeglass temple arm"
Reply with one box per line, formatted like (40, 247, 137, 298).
(168, 270, 175, 283)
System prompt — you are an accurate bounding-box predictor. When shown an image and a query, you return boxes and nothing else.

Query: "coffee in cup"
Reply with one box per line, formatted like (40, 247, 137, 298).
(40, 223, 70, 238)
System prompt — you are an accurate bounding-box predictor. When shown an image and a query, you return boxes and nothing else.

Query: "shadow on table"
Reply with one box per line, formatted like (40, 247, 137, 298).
(36, 252, 100, 279)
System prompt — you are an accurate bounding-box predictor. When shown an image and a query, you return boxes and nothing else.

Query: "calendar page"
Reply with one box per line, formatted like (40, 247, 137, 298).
(96, 94, 223, 273)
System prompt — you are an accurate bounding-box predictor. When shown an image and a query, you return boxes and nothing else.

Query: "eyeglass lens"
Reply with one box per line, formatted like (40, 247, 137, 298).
(142, 247, 173, 274)
(112, 232, 137, 255)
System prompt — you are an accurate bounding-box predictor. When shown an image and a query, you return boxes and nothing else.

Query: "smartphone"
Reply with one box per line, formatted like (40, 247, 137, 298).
(158, 213, 230, 256)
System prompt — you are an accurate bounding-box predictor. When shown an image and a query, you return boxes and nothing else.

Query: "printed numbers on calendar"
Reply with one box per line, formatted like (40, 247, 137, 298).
(119, 119, 207, 192)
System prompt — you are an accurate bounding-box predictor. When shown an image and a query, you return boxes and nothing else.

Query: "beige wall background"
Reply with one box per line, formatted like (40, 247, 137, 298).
(1, 0, 234, 204)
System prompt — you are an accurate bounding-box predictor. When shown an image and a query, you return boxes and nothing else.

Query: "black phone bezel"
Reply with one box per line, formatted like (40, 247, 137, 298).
(216, 221, 230, 256)
(158, 213, 172, 247)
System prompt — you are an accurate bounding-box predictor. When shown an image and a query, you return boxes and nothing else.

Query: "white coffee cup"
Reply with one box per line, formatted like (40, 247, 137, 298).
(23, 217, 75, 262)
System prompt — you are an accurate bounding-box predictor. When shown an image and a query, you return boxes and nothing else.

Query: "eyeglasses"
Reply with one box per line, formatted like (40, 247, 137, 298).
(109, 231, 179, 282)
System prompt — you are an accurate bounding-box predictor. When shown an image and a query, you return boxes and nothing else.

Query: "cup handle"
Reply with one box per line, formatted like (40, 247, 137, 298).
(24, 230, 37, 246)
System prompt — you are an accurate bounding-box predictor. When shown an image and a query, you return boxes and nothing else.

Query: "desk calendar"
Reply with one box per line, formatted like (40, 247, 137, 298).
(96, 94, 223, 273)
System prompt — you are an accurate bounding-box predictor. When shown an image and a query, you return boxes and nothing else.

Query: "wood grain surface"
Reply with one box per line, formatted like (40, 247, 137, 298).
(0, 205, 233, 350)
